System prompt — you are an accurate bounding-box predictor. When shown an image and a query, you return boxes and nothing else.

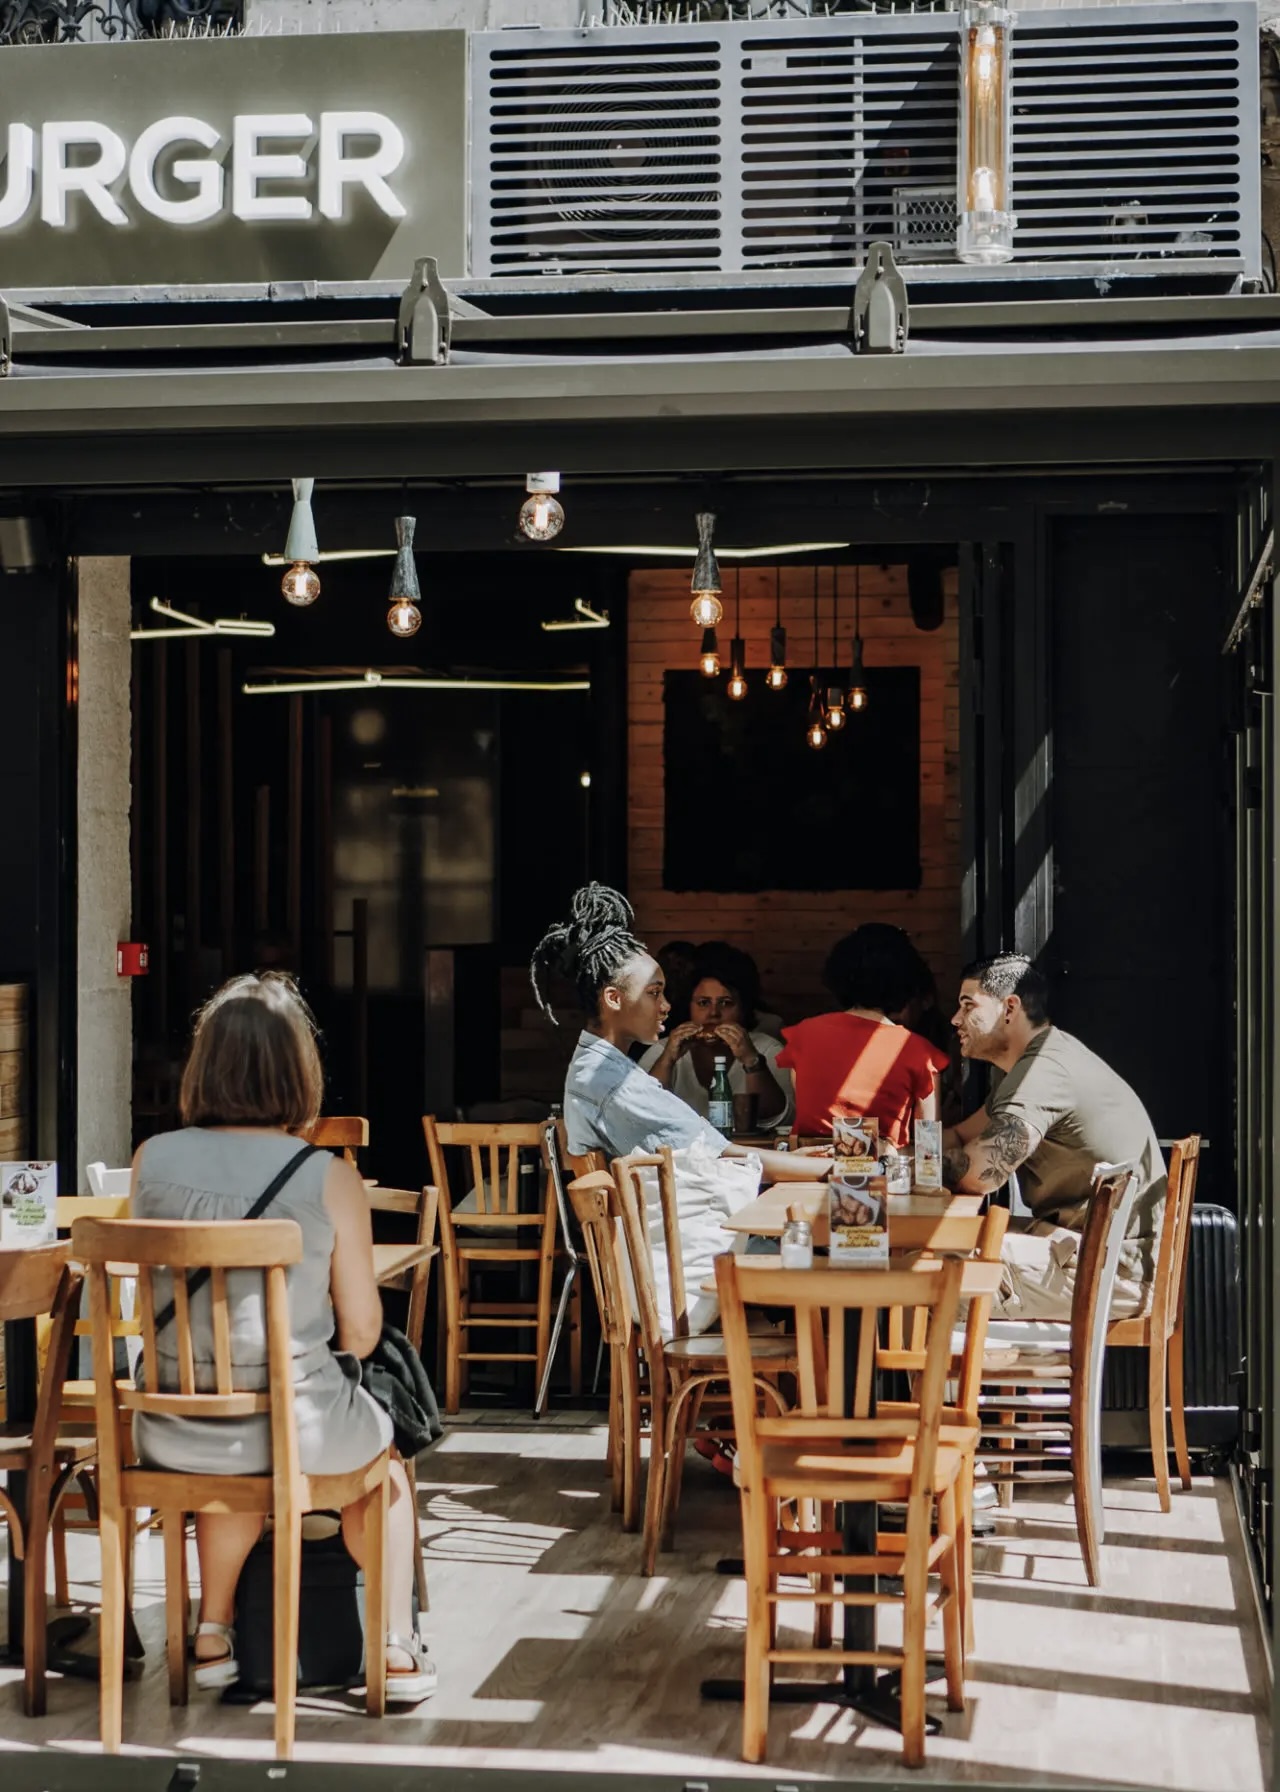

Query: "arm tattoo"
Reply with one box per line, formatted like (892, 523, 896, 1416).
(975, 1113, 1035, 1187)
(942, 1147, 970, 1189)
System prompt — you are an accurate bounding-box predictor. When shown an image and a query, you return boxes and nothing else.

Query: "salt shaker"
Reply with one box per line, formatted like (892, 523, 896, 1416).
(780, 1217, 814, 1270)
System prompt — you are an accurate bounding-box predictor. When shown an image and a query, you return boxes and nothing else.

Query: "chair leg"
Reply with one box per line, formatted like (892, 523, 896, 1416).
(937, 1486, 966, 1713)
(22, 1474, 52, 1718)
(162, 1510, 190, 1706)
(659, 1376, 702, 1556)
(1168, 1324, 1192, 1492)
(569, 1277, 584, 1397)
(811, 1499, 835, 1651)
(607, 1349, 623, 1510)
(273, 1512, 303, 1760)
(621, 1344, 642, 1535)
(957, 1458, 976, 1662)
(1071, 1405, 1105, 1589)
(534, 1262, 577, 1418)
(900, 1502, 930, 1768)
(98, 1504, 127, 1753)
(407, 1455, 429, 1617)
(51, 1504, 70, 1609)
(1147, 1337, 1172, 1514)
(363, 1473, 388, 1719)
(740, 1492, 773, 1766)
(443, 1254, 463, 1416)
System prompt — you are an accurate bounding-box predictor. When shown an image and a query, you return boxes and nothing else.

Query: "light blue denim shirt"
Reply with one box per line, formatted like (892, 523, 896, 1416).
(563, 1030, 729, 1162)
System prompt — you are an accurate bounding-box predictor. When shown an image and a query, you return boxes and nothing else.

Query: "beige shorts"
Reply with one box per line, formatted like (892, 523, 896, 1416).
(991, 1220, 1148, 1324)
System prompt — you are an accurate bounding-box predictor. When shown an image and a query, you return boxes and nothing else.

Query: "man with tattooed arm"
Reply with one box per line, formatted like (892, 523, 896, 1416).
(942, 954, 1165, 1322)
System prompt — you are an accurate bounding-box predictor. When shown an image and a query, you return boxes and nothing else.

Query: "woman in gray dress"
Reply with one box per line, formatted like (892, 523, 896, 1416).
(130, 971, 434, 1703)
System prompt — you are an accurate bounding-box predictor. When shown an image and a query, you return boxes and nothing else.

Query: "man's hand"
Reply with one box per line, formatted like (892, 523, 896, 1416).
(943, 1110, 1040, 1193)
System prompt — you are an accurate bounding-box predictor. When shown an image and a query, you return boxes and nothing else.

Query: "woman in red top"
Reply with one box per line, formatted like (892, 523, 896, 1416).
(778, 924, 949, 1146)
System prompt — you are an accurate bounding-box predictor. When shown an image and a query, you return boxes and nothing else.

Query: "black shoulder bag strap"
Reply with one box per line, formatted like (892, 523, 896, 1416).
(151, 1141, 324, 1339)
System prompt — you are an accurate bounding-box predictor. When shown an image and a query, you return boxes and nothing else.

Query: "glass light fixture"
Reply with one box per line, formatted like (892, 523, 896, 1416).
(766, 568, 788, 689)
(806, 678, 828, 751)
(824, 567, 846, 727)
(689, 510, 723, 627)
(726, 641, 748, 701)
(386, 515, 422, 639)
(958, 2, 1016, 266)
(699, 627, 721, 677)
(519, 473, 565, 542)
(848, 565, 869, 713)
(281, 477, 320, 606)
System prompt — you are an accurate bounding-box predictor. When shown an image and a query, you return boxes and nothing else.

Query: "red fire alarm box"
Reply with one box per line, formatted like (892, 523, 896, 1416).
(116, 943, 149, 977)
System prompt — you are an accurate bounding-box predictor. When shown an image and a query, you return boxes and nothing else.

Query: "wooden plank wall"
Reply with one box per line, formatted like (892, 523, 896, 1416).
(627, 564, 962, 1024)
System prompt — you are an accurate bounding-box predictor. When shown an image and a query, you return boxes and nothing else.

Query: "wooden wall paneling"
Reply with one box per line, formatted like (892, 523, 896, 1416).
(253, 785, 270, 939)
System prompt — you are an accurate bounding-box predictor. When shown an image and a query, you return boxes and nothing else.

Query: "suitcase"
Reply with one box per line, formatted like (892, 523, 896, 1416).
(1102, 1202, 1240, 1460)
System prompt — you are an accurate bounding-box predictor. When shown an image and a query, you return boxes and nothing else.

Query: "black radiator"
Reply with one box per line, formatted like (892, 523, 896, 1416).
(1102, 1203, 1240, 1454)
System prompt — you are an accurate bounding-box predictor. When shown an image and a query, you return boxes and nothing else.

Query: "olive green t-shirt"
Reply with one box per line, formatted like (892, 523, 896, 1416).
(988, 1026, 1165, 1280)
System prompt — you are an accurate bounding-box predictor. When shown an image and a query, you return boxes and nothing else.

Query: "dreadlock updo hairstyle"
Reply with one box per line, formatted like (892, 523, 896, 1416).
(530, 882, 649, 1026)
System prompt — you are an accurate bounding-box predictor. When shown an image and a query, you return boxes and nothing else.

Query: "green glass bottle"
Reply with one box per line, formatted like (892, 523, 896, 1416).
(708, 1055, 734, 1137)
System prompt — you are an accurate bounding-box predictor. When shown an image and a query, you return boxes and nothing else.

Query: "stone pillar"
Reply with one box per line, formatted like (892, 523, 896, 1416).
(76, 557, 133, 1188)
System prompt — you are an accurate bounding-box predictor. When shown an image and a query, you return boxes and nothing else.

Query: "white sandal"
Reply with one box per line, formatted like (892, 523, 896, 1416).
(193, 1620, 239, 1690)
(384, 1632, 437, 1705)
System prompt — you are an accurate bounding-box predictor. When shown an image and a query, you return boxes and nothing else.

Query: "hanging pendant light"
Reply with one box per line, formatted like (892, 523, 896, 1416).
(280, 478, 321, 606)
(519, 472, 565, 542)
(725, 569, 748, 701)
(689, 511, 724, 627)
(386, 515, 423, 639)
(765, 565, 788, 690)
(806, 568, 827, 749)
(699, 628, 721, 677)
(824, 566, 847, 730)
(849, 565, 869, 712)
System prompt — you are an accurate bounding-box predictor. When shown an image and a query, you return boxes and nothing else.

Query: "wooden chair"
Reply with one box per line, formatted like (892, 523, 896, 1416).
(533, 1120, 588, 1416)
(423, 1118, 564, 1414)
(876, 1207, 1010, 1658)
(1105, 1135, 1201, 1510)
(305, 1116, 370, 1167)
(568, 1171, 642, 1531)
(0, 1241, 96, 1716)
(977, 1162, 1138, 1585)
(50, 1193, 140, 1616)
(72, 1214, 390, 1760)
(364, 1182, 439, 1615)
(612, 1149, 798, 1576)
(715, 1252, 968, 1769)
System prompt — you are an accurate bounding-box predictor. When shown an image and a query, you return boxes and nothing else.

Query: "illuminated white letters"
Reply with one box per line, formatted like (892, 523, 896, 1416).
(0, 124, 35, 230)
(0, 110, 408, 230)
(318, 111, 406, 221)
(129, 117, 224, 226)
(232, 114, 313, 222)
(41, 121, 129, 226)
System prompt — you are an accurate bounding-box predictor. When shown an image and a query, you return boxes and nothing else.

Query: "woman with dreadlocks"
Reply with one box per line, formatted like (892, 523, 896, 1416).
(532, 882, 823, 1182)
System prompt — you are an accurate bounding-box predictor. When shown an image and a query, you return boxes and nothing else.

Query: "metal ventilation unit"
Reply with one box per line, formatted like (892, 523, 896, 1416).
(468, 4, 1260, 283)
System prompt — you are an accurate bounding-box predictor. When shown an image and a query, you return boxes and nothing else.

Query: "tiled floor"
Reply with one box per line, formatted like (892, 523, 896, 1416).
(0, 1416, 1271, 1788)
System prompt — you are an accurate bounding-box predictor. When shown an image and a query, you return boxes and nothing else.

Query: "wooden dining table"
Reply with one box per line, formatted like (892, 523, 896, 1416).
(373, 1240, 438, 1286)
(721, 1182, 984, 1247)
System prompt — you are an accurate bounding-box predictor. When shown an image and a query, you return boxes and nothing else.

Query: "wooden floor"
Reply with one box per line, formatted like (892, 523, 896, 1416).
(0, 1413, 1271, 1788)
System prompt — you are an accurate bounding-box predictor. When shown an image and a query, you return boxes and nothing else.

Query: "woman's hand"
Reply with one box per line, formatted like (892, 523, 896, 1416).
(713, 1022, 755, 1063)
(658, 1021, 702, 1063)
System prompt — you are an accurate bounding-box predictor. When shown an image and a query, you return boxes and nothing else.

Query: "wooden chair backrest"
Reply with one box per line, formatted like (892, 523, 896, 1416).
(1071, 1162, 1138, 1374)
(716, 1252, 964, 1512)
(70, 1216, 305, 1497)
(1154, 1135, 1201, 1343)
(56, 1195, 136, 1344)
(423, 1117, 551, 1226)
(880, 1207, 1010, 1423)
(568, 1172, 633, 1351)
(553, 1115, 605, 1182)
(306, 1116, 369, 1165)
(611, 1149, 685, 1356)
(0, 1242, 83, 1467)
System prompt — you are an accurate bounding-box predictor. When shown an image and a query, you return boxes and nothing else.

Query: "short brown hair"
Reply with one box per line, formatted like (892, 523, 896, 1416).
(179, 972, 324, 1131)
